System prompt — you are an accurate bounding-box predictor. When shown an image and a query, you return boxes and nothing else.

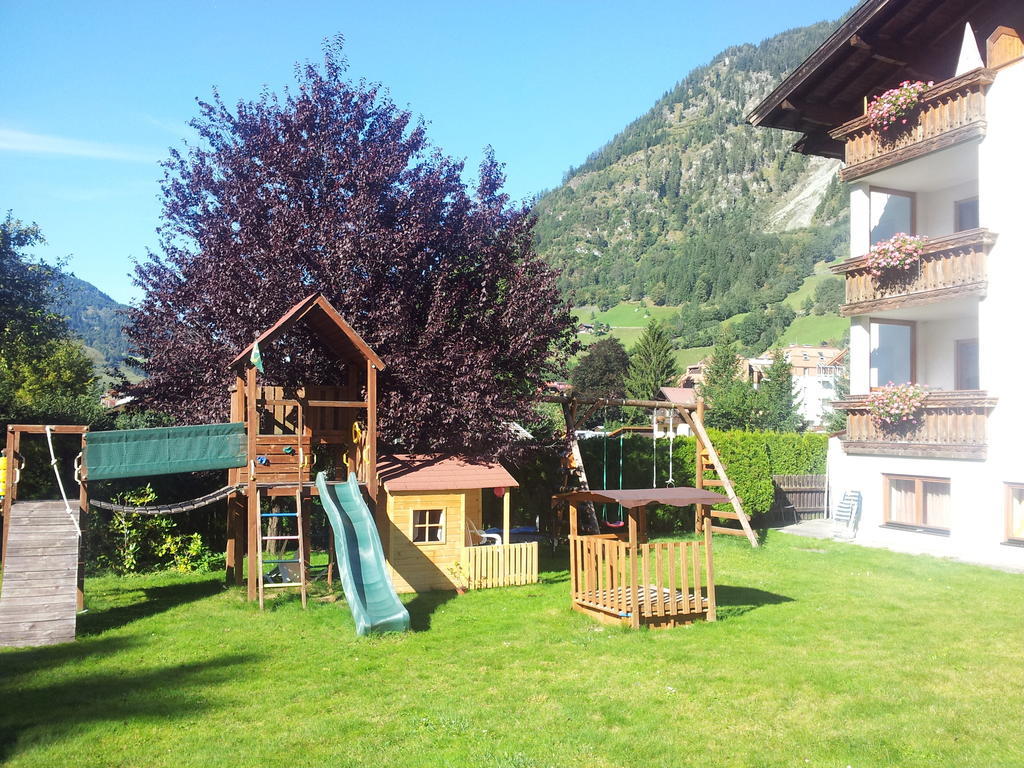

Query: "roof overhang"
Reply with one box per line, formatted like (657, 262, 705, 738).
(748, 0, 1023, 157)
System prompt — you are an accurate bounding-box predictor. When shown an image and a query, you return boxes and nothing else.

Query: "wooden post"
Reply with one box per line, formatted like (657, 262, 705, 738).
(76, 430, 88, 612)
(694, 397, 707, 535)
(627, 506, 640, 628)
(366, 361, 378, 498)
(226, 376, 244, 585)
(704, 509, 717, 622)
(246, 365, 259, 601)
(2, 427, 20, 563)
(568, 502, 578, 600)
(502, 488, 511, 545)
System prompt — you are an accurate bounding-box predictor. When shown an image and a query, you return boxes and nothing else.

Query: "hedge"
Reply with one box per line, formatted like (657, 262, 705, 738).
(579, 430, 828, 532)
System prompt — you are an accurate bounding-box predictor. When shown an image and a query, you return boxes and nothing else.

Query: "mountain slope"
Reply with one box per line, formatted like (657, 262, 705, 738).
(54, 275, 131, 371)
(534, 18, 849, 329)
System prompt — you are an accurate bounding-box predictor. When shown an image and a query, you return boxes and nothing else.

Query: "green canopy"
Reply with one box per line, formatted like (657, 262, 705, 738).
(85, 422, 247, 481)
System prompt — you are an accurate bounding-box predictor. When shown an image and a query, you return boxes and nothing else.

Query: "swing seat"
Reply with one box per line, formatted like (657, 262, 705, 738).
(601, 519, 626, 530)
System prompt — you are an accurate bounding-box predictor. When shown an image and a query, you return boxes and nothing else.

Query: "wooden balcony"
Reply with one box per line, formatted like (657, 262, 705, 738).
(830, 228, 995, 316)
(830, 69, 995, 183)
(835, 390, 997, 460)
(461, 542, 538, 590)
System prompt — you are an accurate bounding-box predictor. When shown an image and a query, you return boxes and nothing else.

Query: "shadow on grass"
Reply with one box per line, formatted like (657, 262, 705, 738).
(714, 584, 793, 619)
(77, 577, 223, 637)
(405, 589, 458, 632)
(0, 640, 257, 762)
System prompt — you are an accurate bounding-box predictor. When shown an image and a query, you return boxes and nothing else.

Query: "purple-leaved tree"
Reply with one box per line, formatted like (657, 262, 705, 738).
(125, 39, 574, 455)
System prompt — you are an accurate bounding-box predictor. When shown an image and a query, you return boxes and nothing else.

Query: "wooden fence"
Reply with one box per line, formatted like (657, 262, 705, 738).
(570, 536, 712, 626)
(462, 542, 538, 590)
(772, 474, 827, 521)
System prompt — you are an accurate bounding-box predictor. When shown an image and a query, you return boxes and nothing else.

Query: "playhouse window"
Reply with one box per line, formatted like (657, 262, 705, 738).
(412, 509, 445, 544)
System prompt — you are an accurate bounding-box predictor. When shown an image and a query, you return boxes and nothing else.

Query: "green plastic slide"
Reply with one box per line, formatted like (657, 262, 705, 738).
(315, 472, 410, 636)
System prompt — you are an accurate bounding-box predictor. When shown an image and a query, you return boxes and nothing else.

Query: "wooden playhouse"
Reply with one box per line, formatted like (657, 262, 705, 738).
(375, 455, 538, 592)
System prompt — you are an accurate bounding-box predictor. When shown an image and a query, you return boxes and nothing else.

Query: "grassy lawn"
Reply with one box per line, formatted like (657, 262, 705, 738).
(2, 533, 1023, 767)
(674, 345, 711, 368)
(778, 313, 848, 346)
(782, 260, 834, 311)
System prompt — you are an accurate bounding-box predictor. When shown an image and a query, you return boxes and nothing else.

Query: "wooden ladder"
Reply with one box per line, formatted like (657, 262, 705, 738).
(257, 489, 308, 609)
(681, 401, 759, 548)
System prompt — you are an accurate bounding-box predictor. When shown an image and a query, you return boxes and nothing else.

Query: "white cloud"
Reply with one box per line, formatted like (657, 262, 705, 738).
(0, 128, 162, 163)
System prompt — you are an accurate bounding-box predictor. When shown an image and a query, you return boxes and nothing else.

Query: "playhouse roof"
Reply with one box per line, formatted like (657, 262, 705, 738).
(377, 455, 518, 492)
(555, 487, 728, 510)
(231, 293, 385, 370)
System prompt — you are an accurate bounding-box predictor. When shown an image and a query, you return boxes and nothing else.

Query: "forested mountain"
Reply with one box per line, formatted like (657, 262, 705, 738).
(534, 18, 850, 338)
(53, 275, 130, 372)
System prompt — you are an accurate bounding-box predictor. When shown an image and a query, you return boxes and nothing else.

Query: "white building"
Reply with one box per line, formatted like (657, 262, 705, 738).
(751, 1, 1024, 569)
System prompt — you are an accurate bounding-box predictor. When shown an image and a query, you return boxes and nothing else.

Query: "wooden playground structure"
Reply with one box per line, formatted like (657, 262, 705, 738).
(558, 486, 728, 628)
(547, 391, 759, 627)
(0, 293, 541, 646)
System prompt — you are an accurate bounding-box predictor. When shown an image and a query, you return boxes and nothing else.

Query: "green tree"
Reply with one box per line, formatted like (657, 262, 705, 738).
(699, 334, 758, 430)
(0, 214, 97, 421)
(813, 277, 844, 315)
(624, 320, 678, 403)
(570, 338, 630, 427)
(801, 295, 814, 315)
(756, 348, 803, 431)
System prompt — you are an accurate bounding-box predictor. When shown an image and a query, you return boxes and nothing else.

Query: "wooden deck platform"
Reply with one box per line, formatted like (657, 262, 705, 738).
(0, 501, 80, 647)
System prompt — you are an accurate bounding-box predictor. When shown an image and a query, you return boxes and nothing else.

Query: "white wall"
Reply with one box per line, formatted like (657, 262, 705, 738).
(827, 439, 1023, 570)
(979, 58, 1024, 496)
(849, 182, 871, 257)
(849, 317, 870, 395)
(916, 315, 977, 390)
(918, 179, 978, 237)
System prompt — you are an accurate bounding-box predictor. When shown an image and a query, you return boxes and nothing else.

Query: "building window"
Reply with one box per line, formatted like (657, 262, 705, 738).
(955, 197, 979, 231)
(1006, 484, 1024, 544)
(870, 187, 915, 243)
(955, 338, 980, 390)
(412, 509, 445, 544)
(870, 319, 915, 388)
(884, 475, 951, 533)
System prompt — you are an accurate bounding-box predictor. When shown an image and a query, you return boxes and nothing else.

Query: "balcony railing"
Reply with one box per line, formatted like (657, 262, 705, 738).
(830, 228, 995, 316)
(830, 69, 995, 183)
(834, 390, 997, 460)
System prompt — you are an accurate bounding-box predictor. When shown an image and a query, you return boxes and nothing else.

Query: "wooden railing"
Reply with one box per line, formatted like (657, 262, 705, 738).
(462, 542, 538, 590)
(830, 229, 995, 316)
(835, 390, 997, 460)
(830, 69, 994, 182)
(570, 536, 712, 626)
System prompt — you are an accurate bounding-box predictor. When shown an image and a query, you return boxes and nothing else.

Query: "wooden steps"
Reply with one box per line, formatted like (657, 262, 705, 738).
(0, 501, 80, 647)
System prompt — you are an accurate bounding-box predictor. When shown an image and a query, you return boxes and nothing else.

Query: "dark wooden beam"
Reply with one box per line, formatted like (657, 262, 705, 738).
(781, 98, 850, 127)
(849, 34, 943, 82)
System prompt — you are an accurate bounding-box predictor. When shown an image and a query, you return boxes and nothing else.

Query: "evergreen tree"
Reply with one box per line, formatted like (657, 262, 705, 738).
(756, 348, 803, 431)
(570, 338, 630, 427)
(624, 320, 678, 403)
(698, 334, 757, 430)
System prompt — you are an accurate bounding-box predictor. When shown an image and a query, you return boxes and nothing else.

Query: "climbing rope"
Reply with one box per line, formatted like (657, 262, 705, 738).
(90, 484, 244, 515)
(44, 425, 82, 537)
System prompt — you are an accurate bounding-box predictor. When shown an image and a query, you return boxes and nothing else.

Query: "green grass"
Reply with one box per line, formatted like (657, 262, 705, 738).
(674, 345, 711, 369)
(782, 260, 835, 311)
(778, 313, 849, 346)
(579, 301, 680, 328)
(3, 534, 1023, 767)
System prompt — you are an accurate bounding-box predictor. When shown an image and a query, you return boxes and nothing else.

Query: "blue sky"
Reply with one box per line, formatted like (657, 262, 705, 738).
(2, 1, 851, 305)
